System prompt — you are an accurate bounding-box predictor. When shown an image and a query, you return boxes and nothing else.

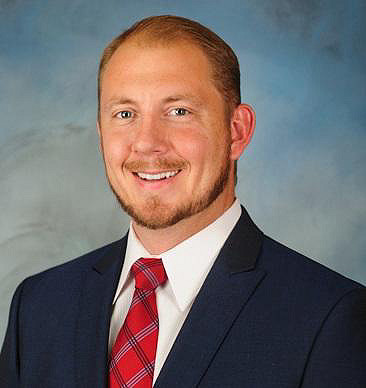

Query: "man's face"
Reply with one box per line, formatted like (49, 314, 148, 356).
(98, 39, 236, 229)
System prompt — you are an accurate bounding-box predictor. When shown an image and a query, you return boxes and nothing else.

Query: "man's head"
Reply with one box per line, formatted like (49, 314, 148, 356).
(97, 15, 255, 231)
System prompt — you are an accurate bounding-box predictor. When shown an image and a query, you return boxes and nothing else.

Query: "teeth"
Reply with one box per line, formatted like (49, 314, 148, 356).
(137, 170, 179, 180)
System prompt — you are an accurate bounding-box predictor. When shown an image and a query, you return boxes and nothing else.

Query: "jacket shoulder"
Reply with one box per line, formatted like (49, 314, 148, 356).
(20, 238, 125, 297)
(259, 235, 365, 301)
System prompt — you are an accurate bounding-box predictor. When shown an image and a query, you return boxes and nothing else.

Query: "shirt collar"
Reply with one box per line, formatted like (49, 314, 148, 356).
(113, 199, 242, 310)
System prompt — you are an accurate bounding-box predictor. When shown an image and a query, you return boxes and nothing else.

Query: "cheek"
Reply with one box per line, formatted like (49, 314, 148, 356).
(172, 129, 209, 165)
(102, 132, 130, 165)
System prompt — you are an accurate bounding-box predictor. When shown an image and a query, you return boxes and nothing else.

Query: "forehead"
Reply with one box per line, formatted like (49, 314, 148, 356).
(100, 39, 217, 97)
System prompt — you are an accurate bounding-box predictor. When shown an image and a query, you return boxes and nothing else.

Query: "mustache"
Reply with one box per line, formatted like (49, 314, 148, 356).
(125, 158, 186, 172)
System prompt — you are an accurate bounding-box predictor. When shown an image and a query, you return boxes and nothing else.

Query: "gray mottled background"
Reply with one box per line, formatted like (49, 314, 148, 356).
(1, 0, 365, 342)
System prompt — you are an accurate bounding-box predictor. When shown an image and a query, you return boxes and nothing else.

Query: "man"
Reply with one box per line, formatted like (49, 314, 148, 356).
(1, 15, 365, 387)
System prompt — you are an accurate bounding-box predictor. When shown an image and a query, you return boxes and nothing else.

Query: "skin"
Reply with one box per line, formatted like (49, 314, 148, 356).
(98, 38, 255, 254)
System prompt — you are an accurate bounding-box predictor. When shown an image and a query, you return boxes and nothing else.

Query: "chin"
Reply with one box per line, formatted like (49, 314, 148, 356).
(121, 200, 194, 230)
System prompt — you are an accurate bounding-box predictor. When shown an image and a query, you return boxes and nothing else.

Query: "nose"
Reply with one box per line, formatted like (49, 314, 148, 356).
(131, 117, 169, 155)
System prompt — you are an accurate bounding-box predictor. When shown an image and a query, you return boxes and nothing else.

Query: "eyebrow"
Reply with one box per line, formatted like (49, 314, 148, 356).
(162, 94, 204, 107)
(103, 93, 204, 112)
(103, 97, 135, 112)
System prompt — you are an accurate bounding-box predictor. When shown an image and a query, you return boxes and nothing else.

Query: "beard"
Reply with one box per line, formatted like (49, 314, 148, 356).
(107, 147, 231, 230)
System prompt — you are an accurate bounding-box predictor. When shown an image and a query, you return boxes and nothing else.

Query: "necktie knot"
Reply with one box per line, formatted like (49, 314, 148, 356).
(131, 257, 167, 290)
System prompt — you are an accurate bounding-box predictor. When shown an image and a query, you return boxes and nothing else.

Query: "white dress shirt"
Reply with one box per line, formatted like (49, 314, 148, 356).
(109, 199, 242, 384)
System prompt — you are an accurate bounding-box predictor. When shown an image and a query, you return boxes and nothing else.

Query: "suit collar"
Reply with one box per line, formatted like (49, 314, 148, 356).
(224, 205, 263, 273)
(92, 236, 128, 274)
(92, 203, 262, 274)
(92, 204, 262, 274)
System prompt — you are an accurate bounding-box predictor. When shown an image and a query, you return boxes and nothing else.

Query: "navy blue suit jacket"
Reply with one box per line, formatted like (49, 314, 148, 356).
(1, 206, 366, 387)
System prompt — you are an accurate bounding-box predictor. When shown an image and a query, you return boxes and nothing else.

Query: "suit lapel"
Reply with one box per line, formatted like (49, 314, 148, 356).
(74, 237, 127, 388)
(154, 207, 266, 388)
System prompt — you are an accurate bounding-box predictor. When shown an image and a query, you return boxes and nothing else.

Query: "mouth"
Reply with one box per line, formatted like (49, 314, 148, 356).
(133, 170, 181, 181)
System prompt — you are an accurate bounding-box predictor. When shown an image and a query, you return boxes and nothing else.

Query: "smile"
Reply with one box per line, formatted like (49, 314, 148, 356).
(135, 170, 180, 181)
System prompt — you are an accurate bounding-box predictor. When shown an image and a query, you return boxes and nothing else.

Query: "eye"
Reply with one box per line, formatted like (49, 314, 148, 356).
(116, 111, 133, 119)
(168, 108, 190, 116)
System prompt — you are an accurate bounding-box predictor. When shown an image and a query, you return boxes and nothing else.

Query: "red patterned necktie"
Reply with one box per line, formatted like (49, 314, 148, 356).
(109, 258, 167, 388)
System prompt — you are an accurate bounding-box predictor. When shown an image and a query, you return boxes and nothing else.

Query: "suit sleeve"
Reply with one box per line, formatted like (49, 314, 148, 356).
(0, 281, 25, 388)
(301, 287, 366, 387)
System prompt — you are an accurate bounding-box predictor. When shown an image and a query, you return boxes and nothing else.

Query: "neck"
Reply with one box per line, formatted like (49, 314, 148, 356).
(132, 193, 235, 255)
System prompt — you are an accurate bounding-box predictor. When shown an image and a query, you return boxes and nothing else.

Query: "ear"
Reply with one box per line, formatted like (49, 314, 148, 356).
(230, 103, 256, 160)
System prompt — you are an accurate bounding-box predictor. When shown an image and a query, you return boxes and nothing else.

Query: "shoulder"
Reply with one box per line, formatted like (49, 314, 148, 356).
(258, 235, 365, 310)
(18, 238, 124, 301)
